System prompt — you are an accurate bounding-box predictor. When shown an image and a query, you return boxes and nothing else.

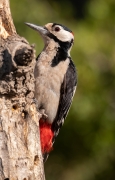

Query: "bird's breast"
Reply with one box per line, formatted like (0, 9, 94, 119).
(34, 52, 70, 123)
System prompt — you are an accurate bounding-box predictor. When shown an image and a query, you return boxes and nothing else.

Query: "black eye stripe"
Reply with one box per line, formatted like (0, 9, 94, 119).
(52, 23, 72, 33)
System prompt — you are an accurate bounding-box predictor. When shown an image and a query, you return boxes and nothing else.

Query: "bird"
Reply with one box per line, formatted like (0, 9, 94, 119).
(25, 22, 77, 162)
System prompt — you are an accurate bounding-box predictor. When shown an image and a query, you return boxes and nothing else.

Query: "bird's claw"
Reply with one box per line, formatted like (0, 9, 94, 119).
(32, 98, 39, 110)
(39, 109, 48, 119)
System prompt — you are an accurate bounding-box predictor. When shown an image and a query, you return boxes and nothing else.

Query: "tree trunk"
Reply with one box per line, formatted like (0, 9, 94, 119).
(0, 0, 45, 179)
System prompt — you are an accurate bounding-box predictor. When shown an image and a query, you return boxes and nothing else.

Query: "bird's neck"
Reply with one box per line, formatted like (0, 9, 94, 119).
(42, 39, 71, 67)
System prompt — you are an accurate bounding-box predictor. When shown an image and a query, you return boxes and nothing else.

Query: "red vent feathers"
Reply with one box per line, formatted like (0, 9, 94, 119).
(39, 119, 54, 153)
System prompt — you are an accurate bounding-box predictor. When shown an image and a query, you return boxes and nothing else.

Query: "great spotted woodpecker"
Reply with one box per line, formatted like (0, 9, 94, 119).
(25, 22, 77, 162)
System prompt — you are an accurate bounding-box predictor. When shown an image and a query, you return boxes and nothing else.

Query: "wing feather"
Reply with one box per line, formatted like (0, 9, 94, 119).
(51, 58, 77, 137)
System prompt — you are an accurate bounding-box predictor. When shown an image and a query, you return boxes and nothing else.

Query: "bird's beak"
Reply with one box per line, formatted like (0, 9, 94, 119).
(25, 22, 48, 36)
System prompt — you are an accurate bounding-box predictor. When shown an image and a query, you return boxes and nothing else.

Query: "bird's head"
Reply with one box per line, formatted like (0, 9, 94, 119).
(25, 22, 74, 48)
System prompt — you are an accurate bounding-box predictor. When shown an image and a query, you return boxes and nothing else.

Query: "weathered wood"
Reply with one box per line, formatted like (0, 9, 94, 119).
(0, 0, 16, 38)
(0, 0, 45, 179)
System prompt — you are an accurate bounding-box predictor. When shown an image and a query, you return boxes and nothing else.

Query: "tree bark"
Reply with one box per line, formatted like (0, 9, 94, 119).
(0, 0, 45, 179)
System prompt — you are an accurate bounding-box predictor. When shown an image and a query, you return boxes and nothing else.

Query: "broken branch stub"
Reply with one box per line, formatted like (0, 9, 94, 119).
(0, 0, 45, 180)
(0, 0, 16, 38)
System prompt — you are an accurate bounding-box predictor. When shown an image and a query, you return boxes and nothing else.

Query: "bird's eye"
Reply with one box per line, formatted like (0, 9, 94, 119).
(55, 27, 60, 32)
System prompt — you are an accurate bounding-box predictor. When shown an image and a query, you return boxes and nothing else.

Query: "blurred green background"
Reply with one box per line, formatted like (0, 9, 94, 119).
(10, 0, 115, 179)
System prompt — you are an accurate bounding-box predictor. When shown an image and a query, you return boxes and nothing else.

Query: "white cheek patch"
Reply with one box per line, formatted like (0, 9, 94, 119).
(56, 29, 74, 42)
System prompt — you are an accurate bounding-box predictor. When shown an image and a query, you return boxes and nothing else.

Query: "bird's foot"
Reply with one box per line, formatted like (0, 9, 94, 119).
(39, 109, 48, 120)
(32, 98, 39, 110)
(32, 99, 48, 119)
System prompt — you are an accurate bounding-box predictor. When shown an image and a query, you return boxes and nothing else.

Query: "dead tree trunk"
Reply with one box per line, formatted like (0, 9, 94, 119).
(0, 0, 45, 179)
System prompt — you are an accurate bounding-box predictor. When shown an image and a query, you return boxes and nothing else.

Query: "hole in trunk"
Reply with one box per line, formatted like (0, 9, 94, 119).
(12, 104, 19, 110)
(34, 155, 39, 165)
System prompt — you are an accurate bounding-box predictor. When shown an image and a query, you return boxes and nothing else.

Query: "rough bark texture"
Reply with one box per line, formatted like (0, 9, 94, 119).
(0, 0, 45, 179)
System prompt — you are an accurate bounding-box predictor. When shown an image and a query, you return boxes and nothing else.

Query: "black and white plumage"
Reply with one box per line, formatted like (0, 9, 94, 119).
(25, 22, 77, 161)
(52, 58, 77, 137)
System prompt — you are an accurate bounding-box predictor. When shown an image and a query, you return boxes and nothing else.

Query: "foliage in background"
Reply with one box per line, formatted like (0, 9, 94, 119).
(10, 0, 115, 179)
